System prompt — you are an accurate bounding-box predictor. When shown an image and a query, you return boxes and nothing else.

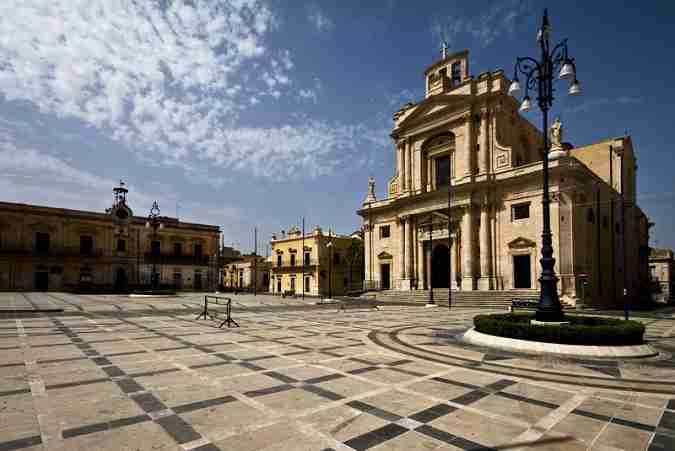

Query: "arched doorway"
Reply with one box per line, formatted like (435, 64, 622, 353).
(431, 244, 450, 288)
(114, 268, 128, 293)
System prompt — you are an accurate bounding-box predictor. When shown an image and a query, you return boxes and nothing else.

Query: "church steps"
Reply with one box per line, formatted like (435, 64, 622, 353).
(374, 289, 573, 309)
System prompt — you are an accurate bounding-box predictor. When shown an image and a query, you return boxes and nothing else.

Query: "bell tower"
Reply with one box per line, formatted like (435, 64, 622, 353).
(424, 49, 470, 98)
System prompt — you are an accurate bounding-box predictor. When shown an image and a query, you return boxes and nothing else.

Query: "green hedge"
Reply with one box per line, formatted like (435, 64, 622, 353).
(473, 313, 645, 346)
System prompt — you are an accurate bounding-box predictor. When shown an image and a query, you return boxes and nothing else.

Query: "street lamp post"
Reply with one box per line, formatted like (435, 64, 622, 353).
(508, 9, 582, 322)
(145, 201, 164, 290)
(327, 232, 333, 300)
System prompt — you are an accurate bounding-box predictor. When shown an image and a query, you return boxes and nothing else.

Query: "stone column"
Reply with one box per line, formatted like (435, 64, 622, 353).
(406, 216, 414, 285)
(464, 117, 473, 178)
(406, 141, 413, 193)
(477, 196, 493, 290)
(483, 110, 491, 174)
(399, 216, 406, 280)
(479, 111, 488, 174)
(461, 206, 475, 290)
(398, 143, 405, 192)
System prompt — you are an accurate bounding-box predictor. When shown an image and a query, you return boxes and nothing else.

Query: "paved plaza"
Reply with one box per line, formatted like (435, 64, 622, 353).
(2, 293, 675, 451)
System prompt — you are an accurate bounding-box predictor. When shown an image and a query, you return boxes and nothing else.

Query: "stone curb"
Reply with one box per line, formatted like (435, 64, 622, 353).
(460, 327, 658, 358)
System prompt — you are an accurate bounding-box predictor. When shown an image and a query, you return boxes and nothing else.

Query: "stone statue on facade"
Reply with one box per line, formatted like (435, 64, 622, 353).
(364, 176, 377, 204)
(549, 117, 568, 160)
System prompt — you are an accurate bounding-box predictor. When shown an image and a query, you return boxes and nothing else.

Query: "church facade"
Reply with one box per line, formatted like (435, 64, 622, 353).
(357, 50, 651, 307)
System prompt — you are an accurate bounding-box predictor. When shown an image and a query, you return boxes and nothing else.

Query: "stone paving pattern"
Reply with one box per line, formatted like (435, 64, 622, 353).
(2, 292, 675, 450)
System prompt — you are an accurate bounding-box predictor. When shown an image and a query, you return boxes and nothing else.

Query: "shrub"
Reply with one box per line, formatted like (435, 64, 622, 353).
(473, 313, 645, 346)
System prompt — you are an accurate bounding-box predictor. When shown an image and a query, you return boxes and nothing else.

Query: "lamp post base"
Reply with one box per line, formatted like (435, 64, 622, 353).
(535, 309, 565, 323)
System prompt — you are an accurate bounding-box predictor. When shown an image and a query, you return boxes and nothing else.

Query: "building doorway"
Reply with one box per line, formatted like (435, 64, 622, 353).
(114, 268, 128, 293)
(194, 272, 203, 290)
(277, 278, 282, 293)
(513, 254, 532, 288)
(34, 271, 49, 291)
(380, 263, 391, 290)
(431, 244, 450, 288)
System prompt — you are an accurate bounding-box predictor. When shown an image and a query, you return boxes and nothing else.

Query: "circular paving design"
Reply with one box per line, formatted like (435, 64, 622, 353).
(369, 323, 675, 395)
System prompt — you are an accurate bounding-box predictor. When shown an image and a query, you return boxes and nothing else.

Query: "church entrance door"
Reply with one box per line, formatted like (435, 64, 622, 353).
(513, 255, 531, 288)
(114, 268, 128, 293)
(431, 244, 450, 288)
(35, 271, 49, 291)
(380, 264, 390, 290)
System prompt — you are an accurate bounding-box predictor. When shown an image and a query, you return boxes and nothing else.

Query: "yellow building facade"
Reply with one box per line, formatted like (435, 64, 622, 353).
(0, 183, 221, 292)
(269, 226, 363, 297)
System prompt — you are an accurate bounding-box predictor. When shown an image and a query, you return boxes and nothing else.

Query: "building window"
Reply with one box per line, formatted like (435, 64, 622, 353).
(35, 232, 50, 253)
(304, 276, 310, 292)
(290, 254, 296, 267)
(174, 242, 182, 256)
(451, 61, 461, 84)
(436, 156, 450, 187)
(173, 272, 183, 288)
(333, 252, 340, 265)
(512, 203, 530, 221)
(277, 254, 282, 268)
(304, 252, 311, 266)
(290, 277, 295, 291)
(194, 243, 203, 259)
(151, 240, 161, 256)
(80, 235, 93, 255)
(117, 239, 126, 252)
(380, 225, 390, 239)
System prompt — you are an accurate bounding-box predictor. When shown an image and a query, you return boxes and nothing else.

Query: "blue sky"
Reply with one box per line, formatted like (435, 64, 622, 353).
(1, 1, 674, 254)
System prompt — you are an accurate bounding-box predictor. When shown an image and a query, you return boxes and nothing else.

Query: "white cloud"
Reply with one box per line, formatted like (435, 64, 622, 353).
(432, 0, 531, 48)
(0, 0, 385, 180)
(308, 5, 334, 32)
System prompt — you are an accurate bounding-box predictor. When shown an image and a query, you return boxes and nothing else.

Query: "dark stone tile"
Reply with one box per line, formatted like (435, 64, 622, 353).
(344, 424, 408, 451)
(484, 379, 517, 392)
(415, 424, 458, 445)
(264, 371, 298, 384)
(650, 433, 675, 450)
(409, 404, 457, 424)
(451, 390, 490, 405)
(156, 414, 202, 444)
(116, 378, 145, 394)
(237, 361, 264, 371)
(128, 368, 180, 378)
(192, 444, 221, 451)
(386, 359, 413, 366)
(47, 378, 110, 390)
(495, 392, 558, 410)
(243, 384, 294, 398)
(0, 388, 31, 397)
(346, 401, 402, 422)
(0, 435, 42, 451)
(62, 421, 109, 439)
(611, 416, 655, 432)
(91, 357, 112, 366)
(451, 436, 495, 450)
(172, 396, 237, 414)
(105, 350, 147, 357)
(101, 366, 126, 378)
(304, 373, 344, 384)
(301, 385, 344, 401)
(572, 409, 610, 422)
(432, 377, 479, 390)
(348, 366, 378, 375)
(659, 411, 675, 430)
(132, 393, 168, 413)
(108, 414, 151, 430)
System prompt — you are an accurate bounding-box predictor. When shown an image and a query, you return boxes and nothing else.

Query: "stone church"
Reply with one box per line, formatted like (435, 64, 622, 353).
(357, 50, 651, 307)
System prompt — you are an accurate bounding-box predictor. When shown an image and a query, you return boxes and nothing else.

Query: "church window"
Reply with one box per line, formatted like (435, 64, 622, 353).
(439, 67, 447, 79)
(512, 203, 530, 221)
(451, 62, 461, 84)
(436, 156, 450, 187)
(35, 232, 50, 253)
(277, 254, 282, 268)
(117, 239, 126, 252)
(80, 235, 93, 255)
(380, 226, 390, 239)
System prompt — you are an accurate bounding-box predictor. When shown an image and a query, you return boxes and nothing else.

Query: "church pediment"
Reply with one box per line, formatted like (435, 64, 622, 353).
(377, 251, 393, 259)
(507, 237, 536, 249)
(396, 96, 471, 131)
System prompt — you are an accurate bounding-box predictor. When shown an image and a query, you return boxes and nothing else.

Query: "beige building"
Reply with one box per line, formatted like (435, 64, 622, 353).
(357, 50, 651, 308)
(222, 255, 270, 292)
(649, 248, 674, 303)
(0, 183, 221, 292)
(269, 226, 363, 297)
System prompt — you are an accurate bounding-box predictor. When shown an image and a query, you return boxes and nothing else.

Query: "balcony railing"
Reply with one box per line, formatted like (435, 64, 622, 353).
(143, 253, 210, 266)
(273, 259, 318, 270)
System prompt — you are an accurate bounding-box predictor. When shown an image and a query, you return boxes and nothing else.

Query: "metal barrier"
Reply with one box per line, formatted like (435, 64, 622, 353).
(196, 295, 239, 328)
